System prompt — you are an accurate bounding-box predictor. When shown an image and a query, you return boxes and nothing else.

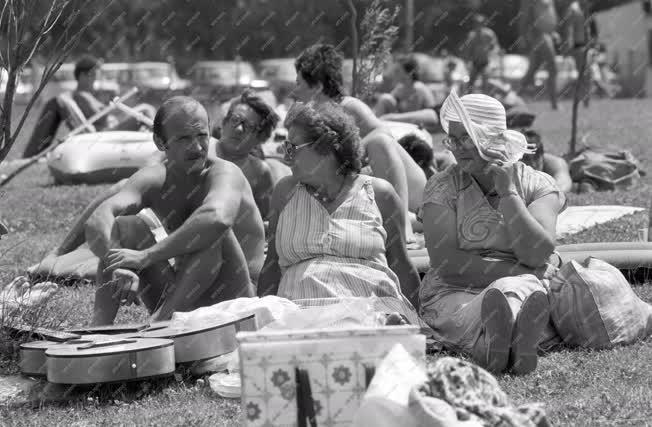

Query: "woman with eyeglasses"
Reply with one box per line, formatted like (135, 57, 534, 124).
(256, 101, 423, 324)
(418, 90, 566, 375)
(292, 44, 427, 244)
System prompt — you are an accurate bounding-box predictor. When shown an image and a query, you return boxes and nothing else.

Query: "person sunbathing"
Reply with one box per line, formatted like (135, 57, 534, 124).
(257, 102, 422, 324)
(292, 44, 426, 242)
(519, 129, 573, 193)
(419, 90, 566, 375)
(86, 96, 264, 325)
(373, 54, 440, 132)
(22, 55, 155, 158)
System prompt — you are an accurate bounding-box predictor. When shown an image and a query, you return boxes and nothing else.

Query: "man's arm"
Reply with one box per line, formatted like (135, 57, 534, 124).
(544, 153, 573, 192)
(85, 172, 153, 260)
(142, 161, 245, 265)
(252, 159, 274, 221)
(257, 175, 297, 297)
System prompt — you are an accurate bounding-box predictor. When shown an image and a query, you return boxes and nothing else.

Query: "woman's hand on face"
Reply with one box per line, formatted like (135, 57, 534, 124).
(485, 160, 516, 195)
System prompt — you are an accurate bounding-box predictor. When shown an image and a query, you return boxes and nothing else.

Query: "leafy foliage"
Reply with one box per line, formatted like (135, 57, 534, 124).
(353, 0, 400, 103)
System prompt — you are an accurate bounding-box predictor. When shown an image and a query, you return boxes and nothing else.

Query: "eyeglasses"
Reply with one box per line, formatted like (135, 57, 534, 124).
(283, 140, 315, 159)
(225, 113, 258, 134)
(442, 134, 474, 151)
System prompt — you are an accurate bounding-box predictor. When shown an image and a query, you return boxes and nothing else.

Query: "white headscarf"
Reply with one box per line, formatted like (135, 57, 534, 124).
(439, 89, 535, 164)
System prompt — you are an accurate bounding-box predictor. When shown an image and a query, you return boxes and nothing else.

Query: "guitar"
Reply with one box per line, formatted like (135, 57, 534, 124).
(45, 337, 175, 384)
(20, 334, 117, 377)
(134, 314, 257, 364)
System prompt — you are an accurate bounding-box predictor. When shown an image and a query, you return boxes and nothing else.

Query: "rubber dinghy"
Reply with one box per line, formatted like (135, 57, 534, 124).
(47, 131, 163, 185)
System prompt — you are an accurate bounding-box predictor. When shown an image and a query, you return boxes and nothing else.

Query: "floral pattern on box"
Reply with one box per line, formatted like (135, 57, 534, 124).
(238, 326, 426, 427)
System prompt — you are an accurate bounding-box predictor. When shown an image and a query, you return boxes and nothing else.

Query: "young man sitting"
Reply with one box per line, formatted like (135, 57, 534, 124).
(85, 96, 265, 325)
(23, 55, 155, 158)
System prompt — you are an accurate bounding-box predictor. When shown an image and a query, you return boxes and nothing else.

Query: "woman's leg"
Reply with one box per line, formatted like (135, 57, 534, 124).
(490, 275, 551, 375)
(421, 284, 513, 374)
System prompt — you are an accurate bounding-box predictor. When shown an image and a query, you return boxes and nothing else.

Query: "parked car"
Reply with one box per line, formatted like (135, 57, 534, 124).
(130, 62, 190, 91)
(187, 60, 267, 104)
(257, 58, 296, 101)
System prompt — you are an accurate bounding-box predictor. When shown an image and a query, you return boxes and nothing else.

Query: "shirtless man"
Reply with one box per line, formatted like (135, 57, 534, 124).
(85, 96, 265, 325)
(292, 44, 427, 240)
(215, 90, 282, 220)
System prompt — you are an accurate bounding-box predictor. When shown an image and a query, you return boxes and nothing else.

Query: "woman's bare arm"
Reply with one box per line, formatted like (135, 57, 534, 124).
(372, 178, 420, 309)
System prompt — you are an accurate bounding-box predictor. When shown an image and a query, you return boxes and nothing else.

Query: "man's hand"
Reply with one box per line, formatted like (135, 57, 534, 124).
(104, 248, 151, 273)
(107, 268, 141, 306)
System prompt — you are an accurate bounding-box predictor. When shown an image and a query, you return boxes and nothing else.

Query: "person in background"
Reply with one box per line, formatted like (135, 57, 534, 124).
(22, 55, 155, 158)
(519, 129, 573, 193)
(419, 90, 566, 375)
(373, 54, 440, 132)
(257, 102, 422, 323)
(462, 14, 499, 94)
(398, 133, 456, 179)
(560, 0, 590, 107)
(518, 0, 559, 110)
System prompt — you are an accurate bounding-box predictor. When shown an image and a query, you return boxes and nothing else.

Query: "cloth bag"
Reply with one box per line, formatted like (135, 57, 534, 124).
(568, 149, 641, 192)
(548, 257, 652, 349)
(237, 325, 426, 427)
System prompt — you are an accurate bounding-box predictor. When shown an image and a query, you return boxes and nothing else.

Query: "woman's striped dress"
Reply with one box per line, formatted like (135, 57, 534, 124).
(275, 175, 421, 325)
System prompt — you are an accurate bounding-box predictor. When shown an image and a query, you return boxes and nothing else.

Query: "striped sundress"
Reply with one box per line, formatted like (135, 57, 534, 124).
(275, 175, 422, 325)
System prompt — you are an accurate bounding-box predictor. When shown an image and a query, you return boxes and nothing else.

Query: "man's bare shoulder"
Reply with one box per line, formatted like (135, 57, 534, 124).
(204, 158, 248, 189)
(126, 164, 167, 190)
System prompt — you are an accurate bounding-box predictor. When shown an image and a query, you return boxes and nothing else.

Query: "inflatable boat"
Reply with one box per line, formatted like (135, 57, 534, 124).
(47, 131, 163, 185)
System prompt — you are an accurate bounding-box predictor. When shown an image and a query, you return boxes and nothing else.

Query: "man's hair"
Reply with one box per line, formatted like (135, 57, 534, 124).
(153, 96, 207, 142)
(398, 55, 419, 81)
(284, 101, 362, 176)
(295, 44, 345, 101)
(520, 129, 545, 169)
(74, 55, 100, 80)
(226, 89, 280, 142)
(397, 133, 433, 169)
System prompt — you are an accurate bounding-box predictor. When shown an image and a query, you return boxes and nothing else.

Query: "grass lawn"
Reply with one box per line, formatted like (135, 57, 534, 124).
(1, 97, 652, 425)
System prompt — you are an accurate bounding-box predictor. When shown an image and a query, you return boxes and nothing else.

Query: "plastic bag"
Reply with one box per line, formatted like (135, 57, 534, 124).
(170, 295, 300, 330)
(352, 344, 425, 427)
(262, 297, 384, 331)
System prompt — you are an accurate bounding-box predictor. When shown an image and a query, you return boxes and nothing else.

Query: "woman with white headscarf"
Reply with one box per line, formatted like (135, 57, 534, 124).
(418, 90, 566, 375)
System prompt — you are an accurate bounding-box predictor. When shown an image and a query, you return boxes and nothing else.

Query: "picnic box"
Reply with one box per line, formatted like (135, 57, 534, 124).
(237, 325, 426, 427)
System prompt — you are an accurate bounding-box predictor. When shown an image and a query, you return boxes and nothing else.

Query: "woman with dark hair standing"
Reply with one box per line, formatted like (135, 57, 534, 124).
(257, 101, 422, 324)
(374, 55, 439, 131)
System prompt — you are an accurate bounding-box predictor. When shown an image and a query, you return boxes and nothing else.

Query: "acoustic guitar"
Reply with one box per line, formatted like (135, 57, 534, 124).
(134, 314, 257, 364)
(20, 334, 116, 377)
(45, 337, 175, 384)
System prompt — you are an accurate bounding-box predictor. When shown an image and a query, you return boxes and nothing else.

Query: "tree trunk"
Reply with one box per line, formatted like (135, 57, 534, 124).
(346, 0, 358, 97)
(0, 68, 19, 164)
(569, 45, 589, 156)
